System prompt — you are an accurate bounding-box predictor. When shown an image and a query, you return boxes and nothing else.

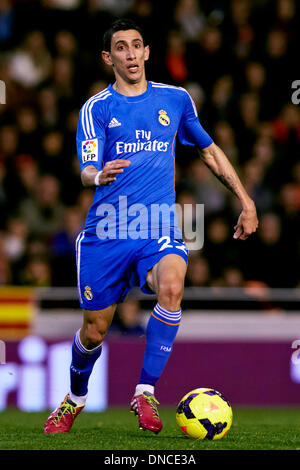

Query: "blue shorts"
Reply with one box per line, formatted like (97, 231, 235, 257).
(75, 232, 188, 310)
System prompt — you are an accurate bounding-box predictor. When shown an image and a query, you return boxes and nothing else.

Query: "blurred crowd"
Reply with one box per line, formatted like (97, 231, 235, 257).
(0, 0, 299, 290)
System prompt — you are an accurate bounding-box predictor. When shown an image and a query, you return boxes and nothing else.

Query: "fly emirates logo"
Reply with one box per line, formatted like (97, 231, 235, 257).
(116, 130, 169, 155)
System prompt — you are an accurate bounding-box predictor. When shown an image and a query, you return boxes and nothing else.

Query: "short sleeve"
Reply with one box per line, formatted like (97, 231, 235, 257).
(177, 90, 213, 150)
(76, 99, 106, 171)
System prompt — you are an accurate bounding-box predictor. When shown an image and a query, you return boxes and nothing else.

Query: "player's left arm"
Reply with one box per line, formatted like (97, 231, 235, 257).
(178, 90, 258, 240)
(198, 142, 258, 240)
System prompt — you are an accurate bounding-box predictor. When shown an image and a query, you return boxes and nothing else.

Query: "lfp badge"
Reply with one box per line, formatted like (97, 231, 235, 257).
(82, 139, 98, 163)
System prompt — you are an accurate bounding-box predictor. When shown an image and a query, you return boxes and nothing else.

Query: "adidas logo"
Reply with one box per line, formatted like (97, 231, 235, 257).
(108, 117, 122, 128)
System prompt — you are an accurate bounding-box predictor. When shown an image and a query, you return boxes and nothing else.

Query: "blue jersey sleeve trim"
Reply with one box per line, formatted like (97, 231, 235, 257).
(77, 90, 111, 171)
(80, 89, 111, 140)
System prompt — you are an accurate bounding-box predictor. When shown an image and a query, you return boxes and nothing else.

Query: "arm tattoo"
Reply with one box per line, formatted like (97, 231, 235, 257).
(208, 165, 240, 197)
(200, 145, 242, 198)
(216, 172, 239, 196)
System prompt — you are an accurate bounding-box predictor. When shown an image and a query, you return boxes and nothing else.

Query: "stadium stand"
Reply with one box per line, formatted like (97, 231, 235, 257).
(0, 0, 299, 291)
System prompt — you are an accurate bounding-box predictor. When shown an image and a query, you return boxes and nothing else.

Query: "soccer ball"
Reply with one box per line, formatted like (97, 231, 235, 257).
(176, 387, 233, 440)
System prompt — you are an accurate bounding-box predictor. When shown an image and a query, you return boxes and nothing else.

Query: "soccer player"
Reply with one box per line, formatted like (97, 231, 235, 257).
(44, 19, 258, 434)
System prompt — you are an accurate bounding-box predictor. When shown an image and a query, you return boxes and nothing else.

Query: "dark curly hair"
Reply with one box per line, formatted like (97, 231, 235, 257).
(102, 18, 147, 52)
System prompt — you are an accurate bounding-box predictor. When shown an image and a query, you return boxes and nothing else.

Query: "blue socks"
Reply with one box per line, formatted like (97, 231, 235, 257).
(70, 329, 102, 401)
(138, 303, 181, 387)
(70, 303, 181, 403)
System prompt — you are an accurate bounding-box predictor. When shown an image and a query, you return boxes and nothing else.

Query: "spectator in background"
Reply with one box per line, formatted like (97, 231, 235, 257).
(242, 212, 291, 287)
(206, 75, 235, 128)
(37, 87, 60, 130)
(0, 124, 19, 161)
(52, 30, 88, 101)
(263, 28, 291, 116)
(52, 206, 82, 256)
(0, 159, 9, 226)
(227, 0, 254, 60)
(275, 0, 296, 29)
(235, 92, 260, 158)
(26, 235, 49, 260)
(51, 205, 83, 286)
(185, 158, 227, 216)
(16, 106, 40, 155)
(173, 0, 205, 42)
(88, 80, 110, 97)
(130, 0, 154, 49)
(22, 256, 52, 287)
(188, 25, 225, 91)
(0, 0, 15, 49)
(0, 231, 12, 284)
(251, 136, 284, 191)
(4, 216, 28, 263)
(244, 61, 266, 94)
(39, 130, 65, 178)
(185, 255, 211, 287)
(165, 29, 188, 85)
(42, 0, 81, 9)
(110, 297, 145, 337)
(54, 29, 78, 60)
(88, 0, 134, 16)
(291, 162, 300, 202)
(241, 158, 273, 213)
(272, 104, 300, 159)
(202, 215, 240, 281)
(219, 266, 245, 288)
(3, 216, 28, 284)
(214, 121, 239, 165)
(184, 82, 205, 115)
(76, 188, 95, 222)
(11, 154, 40, 211)
(277, 183, 300, 268)
(18, 174, 65, 240)
(243, 62, 268, 119)
(50, 56, 75, 111)
(9, 30, 52, 89)
(252, 137, 275, 171)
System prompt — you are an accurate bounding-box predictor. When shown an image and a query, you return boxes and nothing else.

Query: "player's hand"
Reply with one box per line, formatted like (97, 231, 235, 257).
(99, 159, 131, 186)
(233, 203, 258, 240)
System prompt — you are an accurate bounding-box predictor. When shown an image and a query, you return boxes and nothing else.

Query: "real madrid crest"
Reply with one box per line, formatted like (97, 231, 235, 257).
(84, 286, 93, 301)
(158, 109, 170, 126)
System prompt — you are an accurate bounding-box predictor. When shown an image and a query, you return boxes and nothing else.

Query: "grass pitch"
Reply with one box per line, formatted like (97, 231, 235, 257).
(0, 407, 300, 451)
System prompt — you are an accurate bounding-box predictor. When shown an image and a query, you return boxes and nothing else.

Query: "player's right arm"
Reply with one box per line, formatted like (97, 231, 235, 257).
(81, 160, 131, 187)
(76, 96, 130, 187)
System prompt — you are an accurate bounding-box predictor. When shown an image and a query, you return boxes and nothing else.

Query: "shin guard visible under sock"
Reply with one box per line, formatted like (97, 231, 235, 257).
(138, 303, 181, 388)
(70, 329, 102, 401)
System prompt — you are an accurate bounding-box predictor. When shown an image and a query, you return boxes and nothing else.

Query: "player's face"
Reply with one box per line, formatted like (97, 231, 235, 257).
(102, 29, 149, 84)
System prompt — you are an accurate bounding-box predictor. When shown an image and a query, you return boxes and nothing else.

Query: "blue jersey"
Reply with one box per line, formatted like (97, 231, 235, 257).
(76, 81, 213, 239)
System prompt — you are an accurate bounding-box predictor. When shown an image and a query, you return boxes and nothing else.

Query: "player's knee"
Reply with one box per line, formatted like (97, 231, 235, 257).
(158, 276, 184, 308)
(82, 322, 108, 349)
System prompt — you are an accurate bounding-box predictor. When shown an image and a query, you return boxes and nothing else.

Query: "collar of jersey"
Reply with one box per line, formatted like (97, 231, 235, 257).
(108, 81, 152, 102)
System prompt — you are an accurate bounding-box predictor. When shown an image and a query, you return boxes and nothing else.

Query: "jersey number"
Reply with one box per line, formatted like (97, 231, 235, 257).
(158, 236, 188, 255)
